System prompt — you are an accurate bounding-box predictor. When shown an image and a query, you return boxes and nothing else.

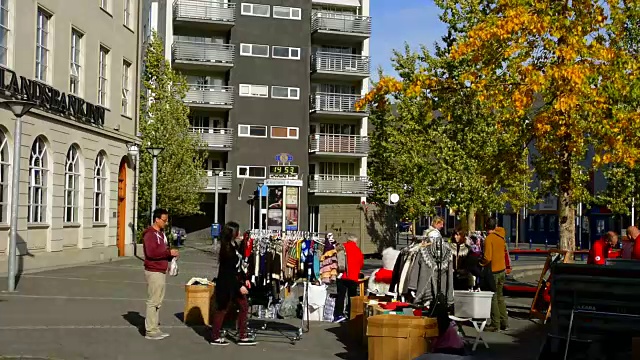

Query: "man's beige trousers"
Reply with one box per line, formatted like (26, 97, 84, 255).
(145, 270, 166, 335)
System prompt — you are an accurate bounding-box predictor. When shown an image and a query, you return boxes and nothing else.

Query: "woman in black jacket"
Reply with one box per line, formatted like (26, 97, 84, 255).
(210, 222, 256, 346)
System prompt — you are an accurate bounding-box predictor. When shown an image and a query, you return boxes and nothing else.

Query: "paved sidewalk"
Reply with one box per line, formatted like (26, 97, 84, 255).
(0, 241, 546, 360)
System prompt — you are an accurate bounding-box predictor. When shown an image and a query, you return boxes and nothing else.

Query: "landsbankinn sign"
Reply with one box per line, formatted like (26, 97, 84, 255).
(0, 67, 106, 126)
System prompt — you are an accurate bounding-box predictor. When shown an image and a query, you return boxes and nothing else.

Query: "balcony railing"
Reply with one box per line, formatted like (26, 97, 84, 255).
(309, 175, 369, 195)
(190, 127, 234, 149)
(311, 52, 369, 75)
(173, 41, 235, 65)
(173, 0, 236, 24)
(185, 85, 234, 107)
(310, 92, 365, 113)
(311, 11, 371, 35)
(204, 170, 232, 191)
(309, 134, 369, 155)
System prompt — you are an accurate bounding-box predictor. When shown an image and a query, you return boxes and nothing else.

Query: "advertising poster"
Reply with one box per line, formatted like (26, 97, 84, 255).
(285, 187, 299, 231)
(267, 186, 283, 230)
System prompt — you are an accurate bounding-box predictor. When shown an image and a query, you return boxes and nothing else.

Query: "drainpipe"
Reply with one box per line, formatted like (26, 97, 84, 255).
(132, 0, 144, 255)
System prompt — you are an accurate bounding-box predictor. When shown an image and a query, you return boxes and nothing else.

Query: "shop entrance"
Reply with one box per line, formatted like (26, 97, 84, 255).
(117, 158, 127, 256)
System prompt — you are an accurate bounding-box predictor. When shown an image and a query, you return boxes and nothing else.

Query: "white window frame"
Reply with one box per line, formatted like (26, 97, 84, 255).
(123, 0, 132, 28)
(240, 3, 270, 17)
(272, 6, 301, 20)
(270, 126, 299, 140)
(271, 86, 300, 100)
(238, 124, 268, 138)
(0, 130, 7, 224)
(93, 152, 107, 223)
(0, 0, 10, 67)
(100, 0, 110, 13)
(35, 8, 51, 82)
(271, 46, 301, 60)
(98, 45, 109, 107)
(237, 165, 267, 179)
(121, 59, 131, 116)
(70, 28, 83, 95)
(239, 84, 269, 98)
(28, 137, 48, 224)
(64, 146, 80, 223)
(239, 43, 269, 58)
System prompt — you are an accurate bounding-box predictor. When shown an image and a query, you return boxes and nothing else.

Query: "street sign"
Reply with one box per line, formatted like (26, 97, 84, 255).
(264, 179, 303, 187)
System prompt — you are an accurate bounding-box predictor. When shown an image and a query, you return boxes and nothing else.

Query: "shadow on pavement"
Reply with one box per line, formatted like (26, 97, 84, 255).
(326, 324, 367, 360)
(174, 312, 210, 340)
(122, 311, 146, 336)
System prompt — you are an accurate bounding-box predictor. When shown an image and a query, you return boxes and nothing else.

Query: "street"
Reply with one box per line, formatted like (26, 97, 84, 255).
(0, 240, 546, 360)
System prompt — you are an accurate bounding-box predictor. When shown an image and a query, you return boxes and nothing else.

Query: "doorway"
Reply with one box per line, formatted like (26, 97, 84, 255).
(117, 158, 127, 256)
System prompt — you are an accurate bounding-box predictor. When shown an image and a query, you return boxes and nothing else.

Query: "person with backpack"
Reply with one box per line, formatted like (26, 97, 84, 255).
(481, 218, 508, 332)
(332, 234, 364, 323)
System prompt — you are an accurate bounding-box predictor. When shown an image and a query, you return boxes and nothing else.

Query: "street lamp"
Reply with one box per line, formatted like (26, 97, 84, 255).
(127, 142, 139, 159)
(213, 168, 221, 225)
(147, 146, 163, 220)
(2, 100, 37, 292)
(258, 182, 264, 232)
(389, 193, 400, 246)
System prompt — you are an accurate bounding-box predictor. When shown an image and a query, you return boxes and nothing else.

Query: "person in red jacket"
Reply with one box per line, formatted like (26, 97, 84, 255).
(143, 208, 179, 340)
(333, 234, 364, 323)
(627, 226, 640, 260)
(587, 231, 617, 265)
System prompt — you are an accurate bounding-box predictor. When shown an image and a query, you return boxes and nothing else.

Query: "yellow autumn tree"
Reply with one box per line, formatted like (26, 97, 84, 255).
(447, 0, 640, 251)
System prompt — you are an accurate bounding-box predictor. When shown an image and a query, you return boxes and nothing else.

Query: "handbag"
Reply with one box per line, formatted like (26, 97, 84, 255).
(479, 262, 496, 292)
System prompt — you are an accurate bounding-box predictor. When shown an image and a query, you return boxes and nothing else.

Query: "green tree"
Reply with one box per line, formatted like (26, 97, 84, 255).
(138, 31, 206, 227)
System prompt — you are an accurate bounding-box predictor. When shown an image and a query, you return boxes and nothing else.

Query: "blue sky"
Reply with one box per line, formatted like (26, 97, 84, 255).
(370, 0, 447, 77)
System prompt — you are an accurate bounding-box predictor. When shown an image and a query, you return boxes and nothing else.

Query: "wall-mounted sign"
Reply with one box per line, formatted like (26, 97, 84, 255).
(0, 67, 106, 126)
(264, 179, 303, 187)
(275, 153, 293, 163)
(269, 165, 299, 179)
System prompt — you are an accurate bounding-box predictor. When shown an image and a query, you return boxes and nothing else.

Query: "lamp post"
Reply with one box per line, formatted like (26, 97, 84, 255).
(147, 146, 163, 221)
(389, 193, 400, 246)
(2, 100, 37, 292)
(258, 182, 264, 232)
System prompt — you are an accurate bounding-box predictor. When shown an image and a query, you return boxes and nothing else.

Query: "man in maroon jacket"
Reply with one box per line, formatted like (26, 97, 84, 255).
(143, 208, 179, 340)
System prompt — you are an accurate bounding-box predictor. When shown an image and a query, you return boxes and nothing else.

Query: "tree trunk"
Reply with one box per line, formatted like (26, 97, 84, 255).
(467, 208, 476, 232)
(558, 189, 576, 253)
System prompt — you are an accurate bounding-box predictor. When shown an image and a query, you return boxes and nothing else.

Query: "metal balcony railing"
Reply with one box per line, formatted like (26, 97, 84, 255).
(204, 170, 232, 191)
(308, 174, 369, 195)
(185, 84, 234, 106)
(309, 134, 369, 154)
(311, 52, 370, 75)
(311, 11, 371, 35)
(190, 127, 233, 149)
(173, 41, 235, 65)
(173, 0, 236, 23)
(310, 92, 365, 113)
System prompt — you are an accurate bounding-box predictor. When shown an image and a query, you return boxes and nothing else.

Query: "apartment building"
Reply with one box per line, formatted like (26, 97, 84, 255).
(0, 0, 141, 272)
(145, 0, 372, 242)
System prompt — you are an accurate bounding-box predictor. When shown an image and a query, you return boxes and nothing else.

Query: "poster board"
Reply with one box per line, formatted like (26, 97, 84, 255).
(529, 249, 571, 323)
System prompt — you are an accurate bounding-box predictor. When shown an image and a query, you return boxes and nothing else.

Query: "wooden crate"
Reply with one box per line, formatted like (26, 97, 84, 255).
(184, 284, 214, 326)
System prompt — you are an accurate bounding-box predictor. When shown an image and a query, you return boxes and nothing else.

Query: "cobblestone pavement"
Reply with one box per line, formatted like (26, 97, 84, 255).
(0, 240, 546, 360)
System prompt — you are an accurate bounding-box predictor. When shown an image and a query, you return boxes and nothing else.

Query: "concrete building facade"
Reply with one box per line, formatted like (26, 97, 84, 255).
(0, 0, 141, 273)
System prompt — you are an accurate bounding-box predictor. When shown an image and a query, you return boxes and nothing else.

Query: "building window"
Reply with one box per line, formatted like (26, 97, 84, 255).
(239, 43, 269, 57)
(272, 46, 300, 60)
(122, 60, 131, 115)
(28, 137, 47, 224)
(240, 3, 270, 17)
(64, 146, 80, 223)
(100, 0, 109, 12)
(93, 152, 107, 223)
(35, 8, 51, 82)
(238, 124, 267, 138)
(272, 6, 301, 20)
(98, 46, 109, 106)
(124, 0, 132, 27)
(271, 126, 299, 139)
(239, 84, 269, 98)
(70, 29, 83, 95)
(0, 130, 7, 223)
(0, 0, 10, 66)
(237, 166, 266, 179)
(271, 86, 300, 100)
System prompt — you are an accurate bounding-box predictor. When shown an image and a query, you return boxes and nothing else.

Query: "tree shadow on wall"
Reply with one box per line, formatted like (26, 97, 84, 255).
(363, 205, 397, 253)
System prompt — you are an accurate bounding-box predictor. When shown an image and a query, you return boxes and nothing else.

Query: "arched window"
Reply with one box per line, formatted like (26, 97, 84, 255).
(64, 146, 80, 223)
(28, 137, 47, 223)
(0, 130, 8, 223)
(93, 152, 107, 223)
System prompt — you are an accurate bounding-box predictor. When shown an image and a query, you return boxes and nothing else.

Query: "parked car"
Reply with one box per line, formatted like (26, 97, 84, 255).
(398, 221, 413, 233)
(170, 226, 186, 246)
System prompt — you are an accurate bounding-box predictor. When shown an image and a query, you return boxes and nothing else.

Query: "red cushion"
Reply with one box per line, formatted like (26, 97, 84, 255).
(374, 268, 394, 284)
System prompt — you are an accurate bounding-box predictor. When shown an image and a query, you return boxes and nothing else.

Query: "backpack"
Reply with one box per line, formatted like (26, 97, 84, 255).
(336, 244, 348, 273)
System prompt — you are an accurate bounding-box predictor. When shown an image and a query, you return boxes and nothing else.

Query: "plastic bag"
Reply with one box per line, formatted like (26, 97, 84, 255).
(168, 258, 179, 277)
(323, 295, 336, 321)
(278, 293, 298, 319)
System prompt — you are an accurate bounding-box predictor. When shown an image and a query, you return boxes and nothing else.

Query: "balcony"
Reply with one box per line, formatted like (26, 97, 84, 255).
(309, 134, 369, 157)
(190, 127, 233, 150)
(308, 175, 369, 197)
(310, 92, 367, 119)
(173, 0, 236, 31)
(172, 41, 234, 71)
(184, 85, 234, 110)
(311, 11, 371, 44)
(202, 170, 232, 193)
(311, 52, 369, 81)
